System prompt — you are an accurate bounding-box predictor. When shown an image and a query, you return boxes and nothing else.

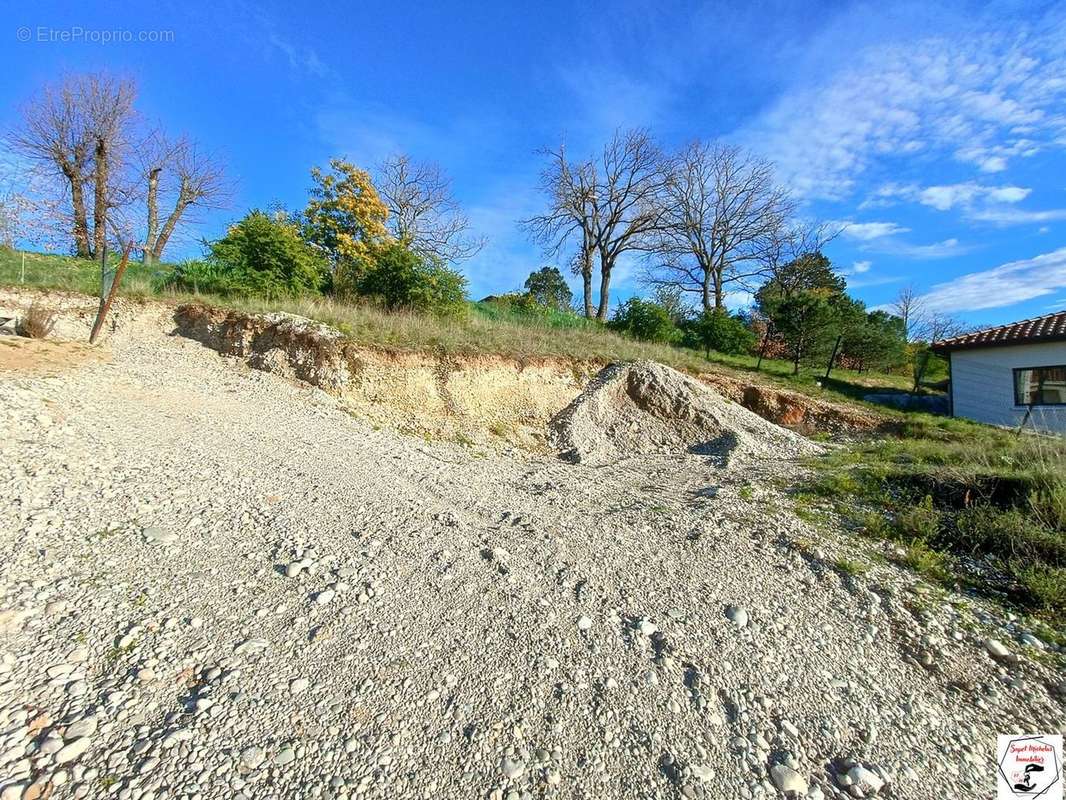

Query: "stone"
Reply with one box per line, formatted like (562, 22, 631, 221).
(54, 737, 91, 764)
(847, 765, 884, 794)
(290, 678, 310, 695)
(984, 639, 1010, 659)
(771, 764, 808, 794)
(500, 756, 525, 779)
(725, 605, 749, 628)
(143, 526, 177, 545)
(577, 615, 593, 632)
(240, 746, 266, 770)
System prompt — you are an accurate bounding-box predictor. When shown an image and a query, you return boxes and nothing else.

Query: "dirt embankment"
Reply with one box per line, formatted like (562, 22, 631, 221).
(172, 303, 884, 446)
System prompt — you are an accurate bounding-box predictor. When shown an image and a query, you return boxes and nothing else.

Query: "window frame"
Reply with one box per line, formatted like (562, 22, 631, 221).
(1012, 364, 1066, 407)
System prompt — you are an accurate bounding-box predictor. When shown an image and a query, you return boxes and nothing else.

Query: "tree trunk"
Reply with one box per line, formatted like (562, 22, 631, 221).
(143, 167, 162, 264)
(92, 137, 108, 259)
(824, 335, 842, 380)
(702, 272, 712, 312)
(153, 186, 189, 261)
(62, 163, 91, 258)
(595, 254, 611, 321)
(580, 251, 594, 319)
(756, 321, 773, 370)
(69, 178, 91, 258)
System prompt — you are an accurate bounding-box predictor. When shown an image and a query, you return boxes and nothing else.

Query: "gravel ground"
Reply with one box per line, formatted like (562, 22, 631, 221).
(1, 312, 1063, 800)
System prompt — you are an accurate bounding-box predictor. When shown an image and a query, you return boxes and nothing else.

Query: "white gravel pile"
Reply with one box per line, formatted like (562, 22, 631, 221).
(549, 361, 822, 466)
(0, 314, 1063, 800)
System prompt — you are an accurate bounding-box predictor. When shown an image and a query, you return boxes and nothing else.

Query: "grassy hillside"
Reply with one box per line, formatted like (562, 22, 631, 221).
(0, 247, 913, 404)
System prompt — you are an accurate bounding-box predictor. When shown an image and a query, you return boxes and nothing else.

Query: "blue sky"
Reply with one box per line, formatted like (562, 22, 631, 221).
(4, 0, 1066, 327)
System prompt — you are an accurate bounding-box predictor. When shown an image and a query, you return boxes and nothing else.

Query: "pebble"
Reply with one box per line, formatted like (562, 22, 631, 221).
(576, 615, 593, 631)
(770, 764, 808, 794)
(725, 605, 749, 628)
(54, 737, 91, 764)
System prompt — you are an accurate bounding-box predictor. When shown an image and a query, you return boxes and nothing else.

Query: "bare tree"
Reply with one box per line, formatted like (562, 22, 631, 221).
(890, 284, 969, 343)
(142, 135, 228, 263)
(526, 130, 667, 320)
(375, 154, 483, 263)
(524, 146, 599, 317)
(9, 73, 137, 259)
(890, 284, 926, 341)
(647, 141, 793, 312)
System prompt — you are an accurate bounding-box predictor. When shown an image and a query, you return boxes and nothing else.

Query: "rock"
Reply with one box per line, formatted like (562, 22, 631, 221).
(576, 615, 593, 632)
(274, 746, 296, 766)
(847, 765, 884, 794)
(1020, 633, 1046, 650)
(240, 746, 266, 769)
(290, 678, 310, 695)
(65, 716, 98, 739)
(691, 764, 715, 782)
(54, 737, 91, 764)
(162, 729, 193, 748)
(500, 756, 525, 780)
(725, 605, 749, 628)
(637, 619, 658, 636)
(771, 764, 808, 794)
(984, 638, 1010, 659)
(143, 526, 177, 544)
(314, 589, 335, 606)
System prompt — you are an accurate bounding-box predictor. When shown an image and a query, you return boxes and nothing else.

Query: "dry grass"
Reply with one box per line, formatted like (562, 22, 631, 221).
(17, 302, 59, 339)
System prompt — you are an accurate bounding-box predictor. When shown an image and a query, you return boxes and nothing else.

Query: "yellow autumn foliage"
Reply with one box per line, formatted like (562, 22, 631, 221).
(302, 159, 391, 288)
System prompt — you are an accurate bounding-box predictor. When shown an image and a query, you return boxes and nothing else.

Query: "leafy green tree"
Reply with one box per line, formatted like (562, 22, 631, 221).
(608, 298, 680, 343)
(756, 251, 850, 374)
(687, 309, 756, 357)
(821, 295, 867, 378)
(523, 266, 573, 310)
(841, 310, 907, 373)
(174, 209, 327, 297)
(356, 242, 467, 315)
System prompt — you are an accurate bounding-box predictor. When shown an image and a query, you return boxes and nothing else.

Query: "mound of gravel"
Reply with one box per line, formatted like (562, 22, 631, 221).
(549, 361, 822, 466)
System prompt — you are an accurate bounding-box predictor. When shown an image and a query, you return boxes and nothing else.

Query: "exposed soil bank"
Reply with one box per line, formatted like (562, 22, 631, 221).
(172, 303, 883, 446)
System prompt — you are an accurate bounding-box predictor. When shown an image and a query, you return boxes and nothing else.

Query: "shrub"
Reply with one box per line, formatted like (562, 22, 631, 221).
(608, 298, 679, 344)
(17, 302, 58, 339)
(685, 309, 756, 357)
(168, 211, 328, 298)
(353, 243, 467, 315)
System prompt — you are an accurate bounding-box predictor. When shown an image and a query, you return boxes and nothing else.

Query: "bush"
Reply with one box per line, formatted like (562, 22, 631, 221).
(16, 302, 58, 339)
(353, 243, 467, 315)
(608, 298, 679, 344)
(167, 211, 328, 298)
(685, 309, 756, 357)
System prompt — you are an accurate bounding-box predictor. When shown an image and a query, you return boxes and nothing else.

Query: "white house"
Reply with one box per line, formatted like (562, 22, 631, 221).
(934, 310, 1066, 436)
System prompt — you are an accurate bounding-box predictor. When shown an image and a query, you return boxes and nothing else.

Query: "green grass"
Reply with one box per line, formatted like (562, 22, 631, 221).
(0, 246, 922, 410)
(801, 413, 1066, 625)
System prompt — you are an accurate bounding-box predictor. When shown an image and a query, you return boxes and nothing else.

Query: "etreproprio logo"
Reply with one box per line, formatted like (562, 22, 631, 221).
(998, 735, 1063, 800)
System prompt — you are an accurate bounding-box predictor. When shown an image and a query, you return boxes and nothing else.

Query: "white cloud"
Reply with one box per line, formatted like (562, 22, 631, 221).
(743, 11, 1066, 199)
(876, 237, 965, 259)
(968, 207, 1066, 225)
(852, 260, 872, 273)
(869, 181, 1032, 211)
(836, 221, 910, 240)
(915, 247, 1066, 312)
(267, 34, 330, 78)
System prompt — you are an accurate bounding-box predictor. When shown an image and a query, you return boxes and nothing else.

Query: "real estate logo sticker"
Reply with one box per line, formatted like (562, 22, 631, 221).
(998, 735, 1063, 800)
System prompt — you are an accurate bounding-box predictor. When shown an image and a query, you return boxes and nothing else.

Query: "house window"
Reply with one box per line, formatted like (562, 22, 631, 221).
(1013, 365, 1066, 406)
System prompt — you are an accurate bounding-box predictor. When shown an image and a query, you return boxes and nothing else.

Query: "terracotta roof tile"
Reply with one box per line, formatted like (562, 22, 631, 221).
(933, 309, 1066, 352)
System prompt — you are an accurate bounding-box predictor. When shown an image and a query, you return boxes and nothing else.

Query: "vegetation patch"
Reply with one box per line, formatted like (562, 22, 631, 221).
(803, 414, 1066, 626)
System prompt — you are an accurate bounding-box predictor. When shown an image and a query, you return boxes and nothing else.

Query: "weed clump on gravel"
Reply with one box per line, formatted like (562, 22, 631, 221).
(803, 414, 1066, 623)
